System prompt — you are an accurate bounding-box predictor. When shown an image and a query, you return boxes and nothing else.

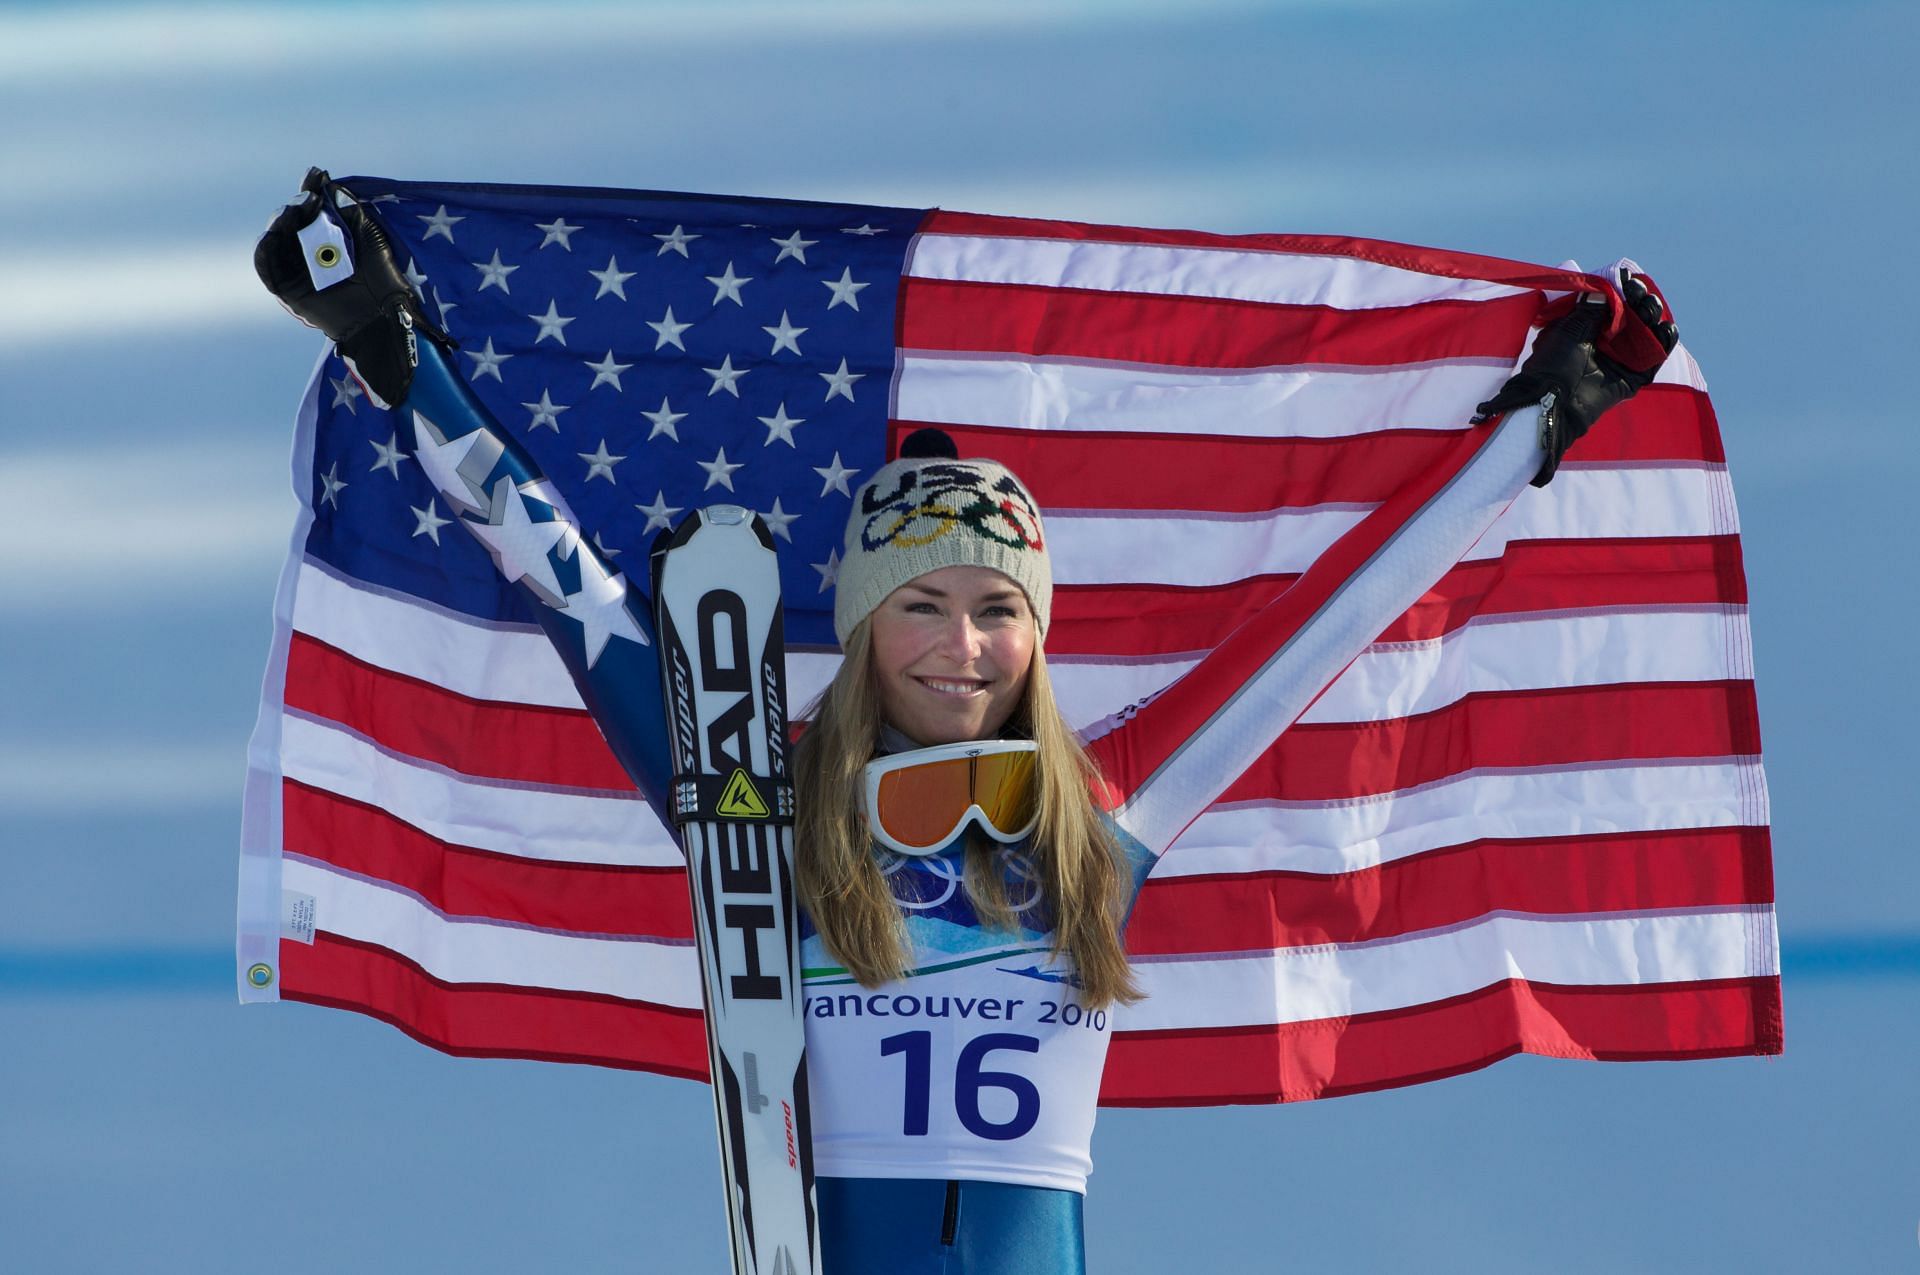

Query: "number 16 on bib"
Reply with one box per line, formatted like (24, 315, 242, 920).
(652, 506, 818, 1275)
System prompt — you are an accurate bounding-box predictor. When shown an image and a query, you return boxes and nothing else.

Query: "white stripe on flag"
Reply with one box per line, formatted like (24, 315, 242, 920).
(1051, 655, 1200, 731)
(1300, 607, 1753, 724)
(292, 558, 844, 722)
(1119, 908, 1776, 1031)
(279, 712, 682, 868)
(293, 560, 584, 708)
(1051, 607, 1752, 732)
(1046, 466, 1727, 589)
(908, 233, 1535, 311)
(283, 856, 704, 1008)
(1047, 504, 1370, 587)
(1157, 759, 1768, 878)
(895, 354, 1506, 437)
(1654, 342, 1708, 390)
(1469, 464, 1735, 553)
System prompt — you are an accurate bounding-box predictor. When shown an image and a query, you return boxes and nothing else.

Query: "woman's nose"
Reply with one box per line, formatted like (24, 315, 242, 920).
(937, 614, 983, 661)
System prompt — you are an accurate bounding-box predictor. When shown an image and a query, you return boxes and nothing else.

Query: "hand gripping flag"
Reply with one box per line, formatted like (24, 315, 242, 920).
(238, 177, 1781, 1103)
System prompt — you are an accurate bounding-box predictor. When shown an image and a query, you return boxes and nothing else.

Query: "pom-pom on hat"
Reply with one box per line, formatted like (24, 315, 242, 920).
(832, 428, 1052, 643)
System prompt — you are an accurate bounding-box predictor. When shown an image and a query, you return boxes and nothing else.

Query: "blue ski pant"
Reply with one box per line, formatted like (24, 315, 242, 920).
(818, 1176, 1084, 1274)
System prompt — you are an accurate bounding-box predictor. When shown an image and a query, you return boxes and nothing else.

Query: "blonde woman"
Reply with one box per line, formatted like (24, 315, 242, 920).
(791, 432, 1149, 1273)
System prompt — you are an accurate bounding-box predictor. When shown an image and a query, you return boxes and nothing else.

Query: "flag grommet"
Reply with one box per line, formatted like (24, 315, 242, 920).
(247, 963, 274, 989)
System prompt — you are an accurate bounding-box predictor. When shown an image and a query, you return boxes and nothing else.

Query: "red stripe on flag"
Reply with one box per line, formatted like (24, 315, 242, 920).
(1382, 535, 1751, 640)
(282, 673, 1760, 813)
(283, 633, 635, 792)
(1099, 975, 1783, 1106)
(1125, 827, 1775, 955)
(281, 931, 709, 1078)
(892, 391, 1724, 512)
(898, 421, 1462, 511)
(282, 779, 692, 940)
(898, 277, 1539, 369)
(1565, 385, 1726, 466)
(1229, 680, 1764, 803)
(919, 210, 1609, 296)
(1049, 536, 1750, 657)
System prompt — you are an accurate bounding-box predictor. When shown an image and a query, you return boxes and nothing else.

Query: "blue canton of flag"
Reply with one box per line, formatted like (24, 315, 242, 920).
(305, 178, 923, 647)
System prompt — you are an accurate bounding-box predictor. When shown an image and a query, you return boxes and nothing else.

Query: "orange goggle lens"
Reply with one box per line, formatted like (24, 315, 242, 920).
(870, 747, 1038, 852)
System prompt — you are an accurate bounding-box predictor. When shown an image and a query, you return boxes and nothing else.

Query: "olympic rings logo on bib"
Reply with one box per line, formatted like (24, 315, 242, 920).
(879, 851, 963, 911)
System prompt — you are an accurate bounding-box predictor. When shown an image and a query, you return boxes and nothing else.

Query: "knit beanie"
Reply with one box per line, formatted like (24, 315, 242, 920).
(833, 429, 1052, 643)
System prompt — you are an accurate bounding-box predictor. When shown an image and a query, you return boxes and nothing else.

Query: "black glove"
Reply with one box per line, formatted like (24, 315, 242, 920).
(1475, 268, 1679, 487)
(254, 168, 453, 408)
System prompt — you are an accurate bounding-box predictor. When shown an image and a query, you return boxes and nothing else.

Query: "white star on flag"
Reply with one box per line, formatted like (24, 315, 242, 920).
(319, 462, 348, 508)
(820, 358, 864, 402)
(770, 229, 817, 264)
(813, 451, 858, 497)
(330, 375, 363, 413)
(522, 389, 569, 432)
(706, 261, 751, 305)
(823, 267, 869, 310)
(410, 500, 451, 545)
(579, 439, 625, 483)
(758, 402, 804, 447)
(698, 447, 744, 491)
(643, 397, 687, 442)
(535, 216, 581, 250)
(474, 249, 520, 294)
(761, 497, 799, 542)
(529, 301, 575, 345)
(589, 256, 636, 300)
(586, 350, 633, 392)
(703, 354, 748, 397)
(812, 547, 840, 591)
(763, 310, 807, 356)
(418, 205, 463, 242)
(654, 224, 700, 257)
(464, 337, 512, 382)
(647, 306, 693, 351)
(370, 433, 409, 478)
(635, 490, 683, 534)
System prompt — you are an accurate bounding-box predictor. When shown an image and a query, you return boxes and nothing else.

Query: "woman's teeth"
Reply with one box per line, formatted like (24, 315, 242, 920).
(919, 678, 986, 696)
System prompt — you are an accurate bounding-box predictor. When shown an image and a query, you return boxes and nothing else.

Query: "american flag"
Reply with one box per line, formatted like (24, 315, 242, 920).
(238, 177, 1781, 1103)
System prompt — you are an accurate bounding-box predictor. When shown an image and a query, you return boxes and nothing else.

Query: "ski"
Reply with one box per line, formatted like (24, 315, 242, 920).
(651, 506, 818, 1275)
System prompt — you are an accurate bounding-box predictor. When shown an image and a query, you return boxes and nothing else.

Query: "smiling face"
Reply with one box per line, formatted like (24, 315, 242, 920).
(867, 565, 1038, 747)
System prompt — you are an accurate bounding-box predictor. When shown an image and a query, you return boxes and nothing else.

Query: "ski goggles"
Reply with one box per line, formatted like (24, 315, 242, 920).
(862, 740, 1040, 856)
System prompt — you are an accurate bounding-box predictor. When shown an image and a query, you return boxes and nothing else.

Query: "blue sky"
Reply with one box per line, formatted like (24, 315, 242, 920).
(2, 1, 1915, 1270)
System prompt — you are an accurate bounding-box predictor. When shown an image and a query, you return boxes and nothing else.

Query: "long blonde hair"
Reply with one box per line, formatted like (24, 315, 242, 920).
(793, 621, 1141, 1009)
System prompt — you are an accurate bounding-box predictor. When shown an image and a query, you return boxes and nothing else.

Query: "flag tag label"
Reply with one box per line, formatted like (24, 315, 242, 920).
(281, 891, 317, 945)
